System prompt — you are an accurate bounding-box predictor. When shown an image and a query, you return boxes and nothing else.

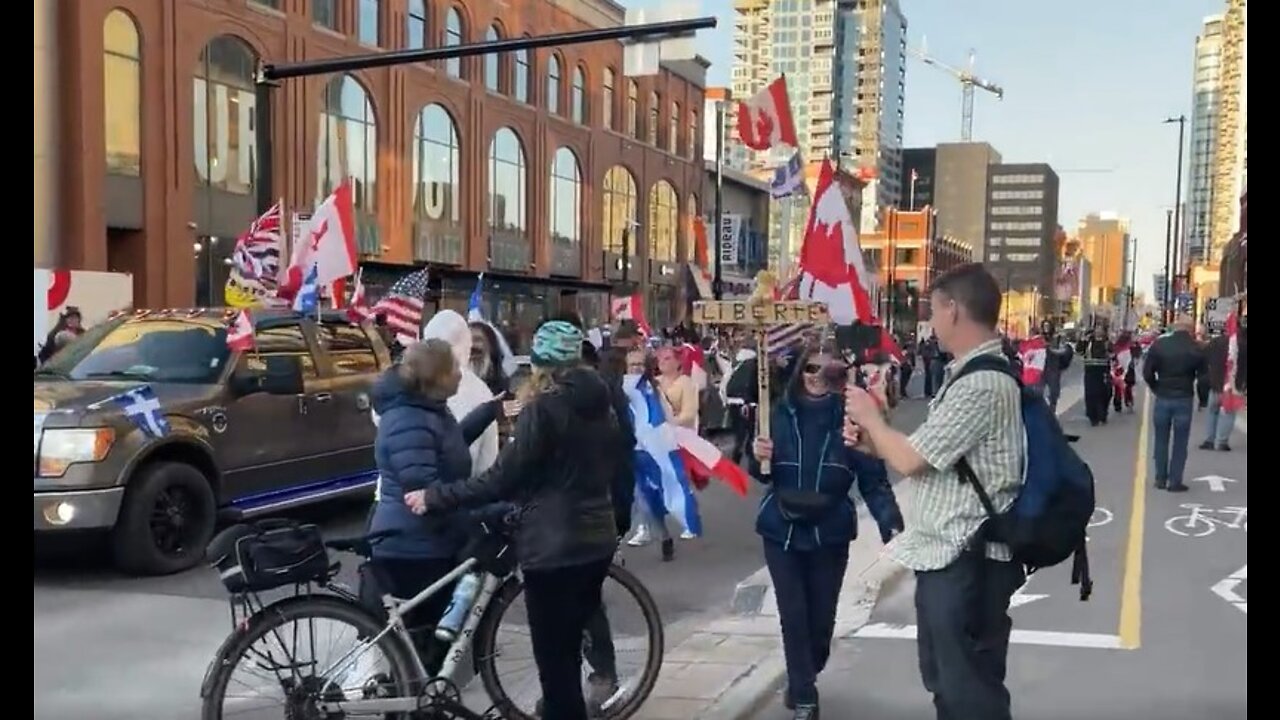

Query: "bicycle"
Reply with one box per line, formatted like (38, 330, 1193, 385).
(1163, 503, 1248, 538)
(200, 521, 664, 719)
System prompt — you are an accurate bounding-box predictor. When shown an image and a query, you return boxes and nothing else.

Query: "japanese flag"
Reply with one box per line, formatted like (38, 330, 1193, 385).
(736, 77, 799, 152)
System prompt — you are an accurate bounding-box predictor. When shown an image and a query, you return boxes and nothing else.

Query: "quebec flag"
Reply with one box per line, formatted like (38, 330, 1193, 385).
(623, 374, 702, 537)
(112, 385, 170, 439)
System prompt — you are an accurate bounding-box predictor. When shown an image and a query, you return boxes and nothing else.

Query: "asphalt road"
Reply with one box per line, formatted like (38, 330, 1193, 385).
(751, 382, 1248, 720)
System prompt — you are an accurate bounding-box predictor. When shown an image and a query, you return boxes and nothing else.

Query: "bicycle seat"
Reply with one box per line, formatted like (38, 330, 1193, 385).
(325, 529, 402, 558)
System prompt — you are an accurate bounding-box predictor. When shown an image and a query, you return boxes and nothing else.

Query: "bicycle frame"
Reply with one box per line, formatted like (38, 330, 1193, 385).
(313, 556, 508, 715)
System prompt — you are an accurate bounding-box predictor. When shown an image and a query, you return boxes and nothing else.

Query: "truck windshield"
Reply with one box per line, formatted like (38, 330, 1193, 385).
(40, 318, 231, 384)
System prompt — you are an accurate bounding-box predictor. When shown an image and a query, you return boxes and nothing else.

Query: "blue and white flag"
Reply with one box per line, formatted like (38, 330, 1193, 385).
(113, 385, 170, 438)
(292, 263, 320, 314)
(769, 151, 806, 199)
(623, 374, 702, 537)
(467, 273, 485, 322)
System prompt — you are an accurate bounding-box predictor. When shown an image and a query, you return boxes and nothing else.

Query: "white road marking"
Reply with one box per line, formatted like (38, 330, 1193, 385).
(1088, 507, 1114, 528)
(853, 623, 1123, 650)
(1009, 579, 1049, 609)
(1191, 475, 1238, 493)
(1210, 564, 1248, 615)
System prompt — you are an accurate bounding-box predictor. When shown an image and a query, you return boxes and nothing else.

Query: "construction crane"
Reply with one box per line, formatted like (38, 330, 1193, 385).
(910, 39, 1004, 141)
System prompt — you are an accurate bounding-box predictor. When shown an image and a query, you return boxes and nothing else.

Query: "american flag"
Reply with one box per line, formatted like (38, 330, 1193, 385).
(373, 267, 429, 345)
(766, 323, 812, 357)
(230, 201, 283, 288)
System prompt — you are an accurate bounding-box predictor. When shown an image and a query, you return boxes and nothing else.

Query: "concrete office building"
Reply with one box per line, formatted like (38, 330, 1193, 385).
(985, 163, 1060, 301)
(902, 142, 1002, 262)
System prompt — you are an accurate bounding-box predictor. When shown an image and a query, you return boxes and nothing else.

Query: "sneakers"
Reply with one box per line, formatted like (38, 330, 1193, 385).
(794, 704, 820, 720)
(626, 525, 652, 547)
(1199, 441, 1215, 450)
(679, 530, 698, 540)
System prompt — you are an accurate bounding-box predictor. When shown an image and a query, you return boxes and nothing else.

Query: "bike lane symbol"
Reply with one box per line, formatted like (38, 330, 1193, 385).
(1164, 504, 1247, 538)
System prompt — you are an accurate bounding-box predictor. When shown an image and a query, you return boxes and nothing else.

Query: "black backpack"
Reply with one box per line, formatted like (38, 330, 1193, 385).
(948, 356, 1095, 601)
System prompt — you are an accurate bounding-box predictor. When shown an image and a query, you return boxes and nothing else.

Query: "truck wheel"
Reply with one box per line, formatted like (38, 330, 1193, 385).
(111, 461, 216, 576)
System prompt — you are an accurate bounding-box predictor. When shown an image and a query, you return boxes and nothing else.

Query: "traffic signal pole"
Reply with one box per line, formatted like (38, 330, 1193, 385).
(253, 17, 717, 215)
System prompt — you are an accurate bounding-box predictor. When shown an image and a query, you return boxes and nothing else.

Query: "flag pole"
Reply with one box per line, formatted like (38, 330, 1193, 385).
(779, 195, 794, 279)
(713, 99, 725, 301)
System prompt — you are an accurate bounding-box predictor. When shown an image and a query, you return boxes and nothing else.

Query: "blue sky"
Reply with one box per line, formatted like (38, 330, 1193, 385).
(623, 0, 1224, 298)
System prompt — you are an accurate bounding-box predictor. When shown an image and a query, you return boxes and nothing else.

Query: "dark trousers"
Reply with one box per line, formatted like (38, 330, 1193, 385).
(1113, 381, 1135, 411)
(915, 551, 1025, 720)
(582, 606, 618, 679)
(1153, 396, 1194, 489)
(899, 365, 914, 398)
(370, 557, 457, 674)
(1083, 368, 1110, 424)
(763, 540, 850, 707)
(523, 557, 612, 720)
(728, 404, 754, 464)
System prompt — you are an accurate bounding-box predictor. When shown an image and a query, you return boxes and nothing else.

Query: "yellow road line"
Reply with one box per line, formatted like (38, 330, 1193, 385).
(1117, 387, 1151, 649)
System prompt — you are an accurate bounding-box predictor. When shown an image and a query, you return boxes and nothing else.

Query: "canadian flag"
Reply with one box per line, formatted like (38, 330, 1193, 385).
(611, 293, 652, 337)
(1221, 312, 1245, 412)
(679, 342, 708, 391)
(280, 180, 358, 300)
(226, 310, 255, 352)
(795, 159, 875, 324)
(1019, 335, 1048, 386)
(346, 271, 373, 324)
(736, 77, 799, 152)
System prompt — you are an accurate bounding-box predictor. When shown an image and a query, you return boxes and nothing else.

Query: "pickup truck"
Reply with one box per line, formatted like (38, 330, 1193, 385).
(34, 309, 389, 575)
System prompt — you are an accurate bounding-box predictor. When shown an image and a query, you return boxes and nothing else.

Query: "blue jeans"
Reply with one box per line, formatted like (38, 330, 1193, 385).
(1203, 391, 1236, 446)
(1152, 396, 1194, 488)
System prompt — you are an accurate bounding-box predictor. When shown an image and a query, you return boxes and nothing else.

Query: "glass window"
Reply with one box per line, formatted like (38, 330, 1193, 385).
(43, 317, 231, 384)
(488, 128, 527, 235)
(669, 102, 680, 154)
(571, 66, 586, 124)
(250, 0, 280, 8)
(312, 0, 337, 30)
(627, 81, 639, 137)
(550, 147, 582, 246)
(103, 11, 141, 176)
(484, 25, 501, 92)
(514, 47, 530, 103)
(602, 165, 638, 256)
(647, 180, 678, 262)
(688, 111, 698, 159)
(406, 0, 426, 49)
(318, 323, 381, 375)
(647, 92, 660, 145)
(358, 0, 379, 45)
(686, 193, 700, 260)
(546, 54, 562, 114)
(602, 68, 615, 130)
(317, 74, 377, 211)
(445, 8, 463, 78)
(193, 36, 257, 194)
(242, 325, 318, 377)
(413, 104, 461, 224)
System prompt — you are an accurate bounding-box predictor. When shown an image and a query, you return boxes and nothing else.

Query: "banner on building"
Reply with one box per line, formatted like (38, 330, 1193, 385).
(1204, 296, 1232, 333)
(1054, 261, 1079, 301)
(719, 214, 742, 267)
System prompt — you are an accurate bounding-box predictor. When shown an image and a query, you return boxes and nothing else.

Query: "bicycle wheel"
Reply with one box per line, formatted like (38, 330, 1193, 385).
(473, 563, 664, 720)
(201, 595, 418, 720)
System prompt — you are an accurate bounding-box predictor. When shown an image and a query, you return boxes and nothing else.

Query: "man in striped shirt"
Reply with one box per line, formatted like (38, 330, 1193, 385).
(845, 263, 1026, 720)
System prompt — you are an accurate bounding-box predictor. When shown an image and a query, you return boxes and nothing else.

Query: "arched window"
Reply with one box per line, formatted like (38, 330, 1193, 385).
(103, 10, 141, 176)
(647, 92, 660, 145)
(571, 66, 586, 124)
(602, 166, 638, 257)
(550, 147, 582, 275)
(444, 8, 463, 78)
(488, 128, 527, 235)
(413, 104, 460, 225)
(647, 180, 677, 262)
(546, 54, 562, 114)
(194, 35, 257, 193)
(688, 111, 699, 160)
(317, 74, 377, 211)
(626, 81, 639, 138)
(514, 46, 530, 103)
(484, 25, 501, 92)
(406, 0, 427, 49)
(602, 68, 616, 130)
(669, 101, 680, 154)
(687, 193, 700, 261)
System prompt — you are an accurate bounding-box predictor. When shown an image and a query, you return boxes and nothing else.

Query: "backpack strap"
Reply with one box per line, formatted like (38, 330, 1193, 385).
(945, 354, 1021, 531)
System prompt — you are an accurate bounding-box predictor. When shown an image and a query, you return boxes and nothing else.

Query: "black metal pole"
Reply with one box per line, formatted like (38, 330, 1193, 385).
(887, 208, 896, 332)
(1161, 208, 1173, 324)
(254, 77, 276, 215)
(1127, 235, 1136, 328)
(712, 101, 725, 300)
(263, 18, 716, 80)
(1167, 115, 1186, 315)
(621, 227, 631, 288)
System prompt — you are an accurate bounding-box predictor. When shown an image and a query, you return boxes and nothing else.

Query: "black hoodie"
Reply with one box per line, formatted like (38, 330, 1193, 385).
(424, 366, 622, 570)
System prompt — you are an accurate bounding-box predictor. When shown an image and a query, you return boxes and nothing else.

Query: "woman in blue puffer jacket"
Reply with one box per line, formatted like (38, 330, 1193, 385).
(366, 338, 503, 663)
(749, 342, 904, 720)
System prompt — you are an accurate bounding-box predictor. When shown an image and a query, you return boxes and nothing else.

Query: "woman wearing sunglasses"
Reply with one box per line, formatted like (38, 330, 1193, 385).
(750, 343, 904, 720)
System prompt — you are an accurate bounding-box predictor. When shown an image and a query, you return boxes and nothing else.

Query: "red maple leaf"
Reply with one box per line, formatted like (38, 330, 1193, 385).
(309, 219, 329, 253)
(755, 111, 773, 147)
(800, 220, 849, 287)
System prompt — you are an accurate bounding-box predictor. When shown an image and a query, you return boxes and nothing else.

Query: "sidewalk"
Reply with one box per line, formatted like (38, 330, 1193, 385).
(633, 488, 911, 720)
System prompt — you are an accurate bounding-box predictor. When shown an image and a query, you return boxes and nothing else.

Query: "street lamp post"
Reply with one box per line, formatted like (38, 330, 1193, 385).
(1162, 114, 1187, 320)
(712, 100, 725, 300)
(1162, 208, 1173, 324)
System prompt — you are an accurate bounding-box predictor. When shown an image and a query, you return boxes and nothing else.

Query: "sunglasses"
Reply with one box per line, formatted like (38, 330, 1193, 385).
(803, 363, 824, 376)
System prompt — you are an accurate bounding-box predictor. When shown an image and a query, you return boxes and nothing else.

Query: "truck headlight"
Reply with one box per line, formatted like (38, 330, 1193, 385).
(37, 428, 114, 478)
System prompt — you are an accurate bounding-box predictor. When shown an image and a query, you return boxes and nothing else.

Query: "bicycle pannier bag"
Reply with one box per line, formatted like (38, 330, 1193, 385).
(206, 519, 331, 593)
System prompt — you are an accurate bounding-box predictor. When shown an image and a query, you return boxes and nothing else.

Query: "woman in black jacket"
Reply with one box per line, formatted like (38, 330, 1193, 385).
(407, 321, 624, 720)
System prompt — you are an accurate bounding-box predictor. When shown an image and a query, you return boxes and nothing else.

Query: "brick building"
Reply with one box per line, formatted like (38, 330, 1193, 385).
(40, 0, 709, 341)
(860, 206, 973, 330)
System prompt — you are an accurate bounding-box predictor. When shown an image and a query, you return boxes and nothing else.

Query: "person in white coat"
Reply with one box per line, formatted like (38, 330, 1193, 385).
(422, 310, 500, 475)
